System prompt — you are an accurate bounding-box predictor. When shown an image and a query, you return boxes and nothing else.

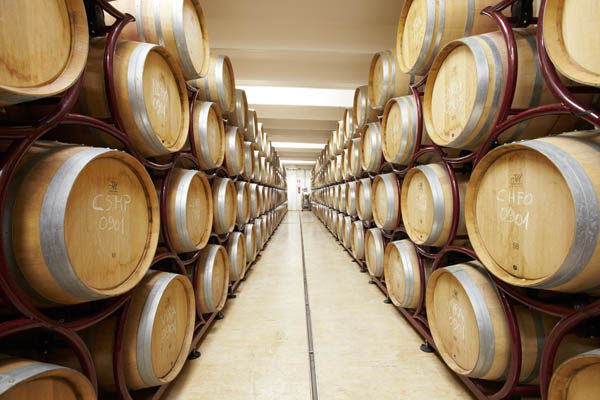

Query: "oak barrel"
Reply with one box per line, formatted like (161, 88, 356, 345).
(369, 50, 419, 111)
(342, 216, 353, 249)
(107, 0, 210, 80)
(466, 132, 600, 293)
(349, 138, 363, 177)
(0, 0, 89, 106)
(356, 178, 373, 221)
(345, 181, 358, 217)
(4, 143, 159, 305)
(195, 245, 230, 314)
(226, 89, 249, 133)
(365, 228, 385, 278)
(372, 173, 402, 231)
(189, 54, 236, 113)
(353, 85, 379, 130)
(245, 223, 257, 263)
(246, 109, 259, 142)
(549, 350, 600, 400)
(351, 221, 366, 260)
(80, 38, 189, 157)
(88, 271, 195, 390)
(401, 163, 468, 247)
(160, 168, 212, 253)
(235, 181, 251, 225)
(0, 356, 95, 399)
(211, 177, 236, 235)
(249, 183, 262, 219)
(190, 101, 225, 170)
(242, 142, 255, 180)
(360, 122, 384, 173)
(424, 30, 579, 150)
(227, 232, 247, 281)
(543, 0, 600, 87)
(224, 126, 245, 176)
(397, 0, 505, 75)
(384, 240, 429, 308)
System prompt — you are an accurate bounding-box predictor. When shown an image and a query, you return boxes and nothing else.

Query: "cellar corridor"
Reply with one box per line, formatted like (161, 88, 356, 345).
(165, 212, 471, 399)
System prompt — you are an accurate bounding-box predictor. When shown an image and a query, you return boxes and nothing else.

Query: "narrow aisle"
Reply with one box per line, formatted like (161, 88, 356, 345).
(166, 213, 311, 400)
(301, 212, 473, 400)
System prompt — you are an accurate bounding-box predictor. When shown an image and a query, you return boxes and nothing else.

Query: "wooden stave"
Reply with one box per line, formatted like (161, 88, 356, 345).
(162, 168, 213, 253)
(372, 173, 402, 231)
(4, 143, 160, 306)
(190, 101, 225, 170)
(401, 163, 468, 247)
(0, 356, 95, 399)
(81, 38, 190, 157)
(226, 232, 247, 281)
(189, 54, 236, 113)
(211, 177, 236, 235)
(365, 228, 385, 278)
(0, 0, 89, 106)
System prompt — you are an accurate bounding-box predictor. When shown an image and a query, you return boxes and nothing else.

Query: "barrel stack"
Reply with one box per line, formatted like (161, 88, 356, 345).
(309, 0, 600, 397)
(0, 1, 287, 398)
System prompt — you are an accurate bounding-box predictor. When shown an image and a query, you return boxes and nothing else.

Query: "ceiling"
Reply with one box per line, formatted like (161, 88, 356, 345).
(201, 0, 404, 165)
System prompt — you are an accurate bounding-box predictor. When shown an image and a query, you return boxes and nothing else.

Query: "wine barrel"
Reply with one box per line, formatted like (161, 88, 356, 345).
(211, 177, 236, 235)
(342, 216, 353, 249)
(401, 163, 468, 247)
(372, 173, 402, 231)
(384, 240, 430, 308)
(0, 0, 88, 106)
(342, 148, 351, 180)
(336, 213, 345, 239)
(107, 0, 210, 80)
(344, 108, 355, 144)
(249, 183, 262, 219)
(253, 150, 262, 182)
(360, 122, 384, 173)
(349, 138, 363, 177)
(3, 143, 159, 306)
(465, 132, 600, 293)
(356, 178, 373, 221)
(80, 38, 189, 157)
(543, 0, 600, 87)
(88, 271, 195, 390)
(227, 89, 249, 133)
(189, 101, 225, 170)
(246, 109, 259, 142)
(396, 0, 504, 75)
(224, 126, 244, 176)
(227, 232, 247, 281)
(368, 50, 419, 111)
(255, 219, 264, 251)
(427, 262, 567, 382)
(336, 120, 345, 154)
(345, 181, 358, 217)
(351, 221, 365, 260)
(160, 168, 212, 253)
(424, 29, 579, 150)
(189, 54, 235, 113)
(365, 228, 385, 277)
(0, 356, 95, 399)
(382, 95, 433, 166)
(245, 223, 257, 263)
(242, 142, 255, 180)
(353, 85, 379, 130)
(260, 215, 269, 246)
(235, 181, 251, 225)
(549, 350, 600, 400)
(195, 245, 230, 314)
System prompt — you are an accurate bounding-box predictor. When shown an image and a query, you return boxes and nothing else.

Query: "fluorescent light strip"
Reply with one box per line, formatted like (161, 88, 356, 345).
(272, 142, 326, 149)
(239, 86, 354, 108)
(281, 160, 317, 165)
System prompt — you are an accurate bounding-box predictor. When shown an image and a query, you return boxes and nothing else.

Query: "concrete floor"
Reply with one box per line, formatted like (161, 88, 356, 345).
(165, 211, 472, 399)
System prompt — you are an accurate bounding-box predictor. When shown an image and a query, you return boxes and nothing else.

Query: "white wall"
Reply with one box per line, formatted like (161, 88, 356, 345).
(285, 167, 312, 211)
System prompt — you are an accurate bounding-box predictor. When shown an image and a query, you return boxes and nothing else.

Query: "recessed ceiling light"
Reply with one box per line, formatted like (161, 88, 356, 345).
(280, 160, 317, 164)
(239, 86, 353, 108)
(272, 142, 326, 149)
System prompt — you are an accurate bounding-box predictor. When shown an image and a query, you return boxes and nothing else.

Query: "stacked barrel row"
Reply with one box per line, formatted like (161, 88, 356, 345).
(311, 0, 600, 398)
(0, 0, 287, 398)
